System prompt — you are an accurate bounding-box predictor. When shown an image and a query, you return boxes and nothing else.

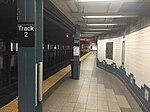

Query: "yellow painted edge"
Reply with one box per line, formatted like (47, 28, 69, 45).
(80, 52, 91, 61)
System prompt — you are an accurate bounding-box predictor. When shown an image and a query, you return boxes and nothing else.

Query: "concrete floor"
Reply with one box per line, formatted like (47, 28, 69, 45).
(43, 54, 143, 112)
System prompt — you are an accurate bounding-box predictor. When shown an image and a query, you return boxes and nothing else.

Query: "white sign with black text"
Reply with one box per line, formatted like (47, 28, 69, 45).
(73, 46, 80, 56)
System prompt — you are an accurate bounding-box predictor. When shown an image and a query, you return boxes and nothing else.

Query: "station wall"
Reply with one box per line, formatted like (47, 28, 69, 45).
(97, 37, 123, 68)
(98, 26, 150, 88)
(97, 26, 150, 111)
(125, 26, 150, 87)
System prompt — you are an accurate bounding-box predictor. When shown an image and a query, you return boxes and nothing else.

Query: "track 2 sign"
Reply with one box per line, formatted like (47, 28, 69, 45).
(18, 22, 35, 47)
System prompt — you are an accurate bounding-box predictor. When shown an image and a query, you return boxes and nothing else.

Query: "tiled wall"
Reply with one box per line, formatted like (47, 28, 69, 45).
(97, 26, 150, 111)
(98, 26, 150, 88)
(125, 26, 150, 87)
(98, 37, 123, 68)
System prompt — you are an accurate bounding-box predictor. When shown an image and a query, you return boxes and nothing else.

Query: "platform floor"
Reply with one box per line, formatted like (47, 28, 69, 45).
(44, 54, 143, 112)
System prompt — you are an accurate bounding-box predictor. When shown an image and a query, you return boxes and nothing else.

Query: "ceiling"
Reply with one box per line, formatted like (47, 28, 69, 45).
(49, 0, 150, 38)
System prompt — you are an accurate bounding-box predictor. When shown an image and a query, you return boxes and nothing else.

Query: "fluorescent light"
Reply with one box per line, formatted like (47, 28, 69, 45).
(83, 32, 102, 34)
(87, 23, 117, 26)
(83, 15, 131, 18)
(11, 43, 13, 52)
(66, 35, 69, 37)
(76, 0, 117, 2)
(76, 0, 119, 2)
(88, 29, 112, 30)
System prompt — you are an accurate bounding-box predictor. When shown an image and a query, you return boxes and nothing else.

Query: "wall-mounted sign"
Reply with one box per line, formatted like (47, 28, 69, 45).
(73, 46, 80, 56)
(74, 39, 80, 46)
(106, 42, 113, 60)
(18, 22, 35, 47)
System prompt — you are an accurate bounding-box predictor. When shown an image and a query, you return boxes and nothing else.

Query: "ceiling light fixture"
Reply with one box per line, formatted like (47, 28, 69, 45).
(82, 32, 102, 34)
(87, 23, 117, 26)
(83, 15, 136, 18)
(76, 0, 128, 2)
(88, 29, 112, 30)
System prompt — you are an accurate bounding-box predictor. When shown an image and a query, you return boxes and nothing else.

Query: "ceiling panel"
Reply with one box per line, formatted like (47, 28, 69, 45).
(76, 2, 110, 13)
(83, 5, 109, 13)
(50, 0, 75, 22)
(108, 2, 124, 12)
(138, 3, 150, 15)
(119, 2, 143, 12)
(50, 0, 150, 37)
(67, 1, 79, 12)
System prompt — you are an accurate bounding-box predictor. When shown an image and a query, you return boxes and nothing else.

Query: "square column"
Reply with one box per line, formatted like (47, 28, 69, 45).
(72, 25, 81, 80)
(17, 0, 43, 112)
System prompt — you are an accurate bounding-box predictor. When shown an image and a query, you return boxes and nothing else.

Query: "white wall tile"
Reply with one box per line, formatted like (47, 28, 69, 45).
(125, 26, 150, 87)
(98, 26, 150, 87)
(98, 37, 123, 67)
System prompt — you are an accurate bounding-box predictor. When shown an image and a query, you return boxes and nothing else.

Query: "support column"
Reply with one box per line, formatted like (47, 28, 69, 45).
(17, 0, 43, 112)
(72, 25, 81, 80)
(36, 0, 43, 112)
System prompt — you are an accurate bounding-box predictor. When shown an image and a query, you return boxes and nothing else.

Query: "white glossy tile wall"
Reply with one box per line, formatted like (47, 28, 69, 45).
(98, 26, 150, 87)
(125, 26, 150, 87)
(98, 37, 123, 67)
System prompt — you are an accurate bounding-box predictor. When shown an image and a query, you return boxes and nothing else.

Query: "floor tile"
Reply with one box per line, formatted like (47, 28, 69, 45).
(120, 108, 133, 112)
(116, 95, 131, 108)
(98, 100, 108, 106)
(98, 105, 109, 111)
(61, 107, 74, 112)
(87, 99, 98, 104)
(77, 97, 87, 103)
(63, 102, 76, 108)
(86, 109, 97, 112)
(75, 103, 87, 109)
(43, 54, 143, 112)
(86, 104, 98, 110)
(73, 108, 85, 112)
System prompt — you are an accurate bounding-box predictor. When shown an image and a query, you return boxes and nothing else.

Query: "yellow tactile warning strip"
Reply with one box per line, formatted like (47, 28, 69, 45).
(43, 65, 71, 94)
(0, 52, 91, 112)
(0, 98, 18, 112)
(80, 52, 90, 61)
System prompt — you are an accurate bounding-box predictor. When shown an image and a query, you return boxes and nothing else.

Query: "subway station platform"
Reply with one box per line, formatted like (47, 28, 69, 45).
(1, 0, 150, 112)
(44, 54, 143, 112)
